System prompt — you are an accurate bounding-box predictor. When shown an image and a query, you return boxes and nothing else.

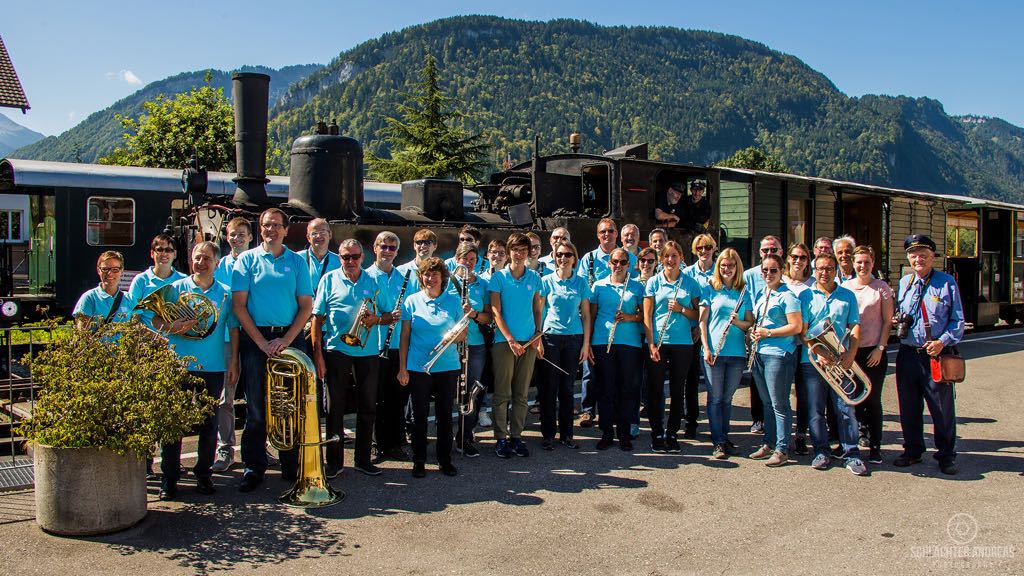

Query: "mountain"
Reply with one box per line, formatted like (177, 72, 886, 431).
(10, 17, 1024, 203)
(7, 64, 322, 163)
(0, 112, 44, 157)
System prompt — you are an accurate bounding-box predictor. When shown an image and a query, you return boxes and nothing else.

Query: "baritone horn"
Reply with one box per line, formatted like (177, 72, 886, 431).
(341, 297, 376, 348)
(804, 318, 872, 406)
(266, 347, 344, 508)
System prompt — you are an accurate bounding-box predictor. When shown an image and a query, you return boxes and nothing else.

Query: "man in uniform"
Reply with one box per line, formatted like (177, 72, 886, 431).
(893, 234, 964, 475)
(654, 182, 686, 229)
(679, 180, 711, 234)
(231, 208, 313, 492)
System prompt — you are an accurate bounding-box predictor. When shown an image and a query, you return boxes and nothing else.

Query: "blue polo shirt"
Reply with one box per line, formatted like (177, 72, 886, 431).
(403, 289, 463, 373)
(800, 284, 860, 364)
(313, 269, 385, 356)
(231, 245, 313, 327)
(743, 264, 766, 304)
(297, 249, 341, 297)
(488, 267, 542, 343)
(897, 270, 965, 348)
(538, 255, 557, 276)
(366, 263, 410, 351)
(541, 272, 591, 336)
(446, 274, 489, 346)
(646, 271, 702, 346)
(445, 255, 489, 276)
(577, 247, 637, 287)
(128, 267, 187, 329)
(214, 253, 240, 288)
(73, 286, 134, 325)
(591, 277, 645, 348)
(750, 283, 801, 356)
(683, 261, 715, 291)
(165, 277, 237, 372)
(701, 284, 752, 358)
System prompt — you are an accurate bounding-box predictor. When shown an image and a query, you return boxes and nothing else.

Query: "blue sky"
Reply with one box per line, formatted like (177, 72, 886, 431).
(3, 0, 1022, 136)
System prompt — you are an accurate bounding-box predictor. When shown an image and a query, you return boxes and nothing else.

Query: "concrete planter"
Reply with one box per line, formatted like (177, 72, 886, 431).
(34, 445, 147, 536)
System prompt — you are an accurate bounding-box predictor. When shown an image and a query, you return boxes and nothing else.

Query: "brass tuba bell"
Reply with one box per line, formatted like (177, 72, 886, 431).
(266, 347, 344, 508)
(805, 319, 872, 406)
(134, 284, 220, 339)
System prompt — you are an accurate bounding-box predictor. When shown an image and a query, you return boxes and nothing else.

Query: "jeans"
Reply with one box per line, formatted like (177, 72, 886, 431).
(800, 363, 861, 459)
(593, 344, 643, 441)
(580, 359, 595, 415)
(752, 351, 796, 453)
(324, 351, 378, 468)
(456, 344, 487, 443)
(645, 344, 693, 440)
(854, 346, 888, 449)
(240, 328, 302, 479)
(215, 371, 237, 456)
(704, 356, 745, 446)
(161, 371, 223, 487)
(491, 341, 537, 439)
(539, 334, 583, 441)
(896, 345, 957, 463)
(408, 370, 457, 465)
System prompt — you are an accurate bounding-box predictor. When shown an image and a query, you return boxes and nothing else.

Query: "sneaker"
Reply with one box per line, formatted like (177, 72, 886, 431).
(412, 462, 426, 478)
(665, 437, 681, 453)
(868, 448, 883, 464)
(939, 460, 959, 475)
(651, 437, 667, 453)
(529, 403, 541, 414)
(266, 449, 280, 468)
(830, 445, 845, 460)
(559, 438, 579, 450)
(596, 437, 614, 450)
(620, 439, 633, 452)
(724, 441, 740, 456)
(682, 427, 697, 440)
(893, 453, 922, 467)
(495, 439, 513, 459)
(765, 451, 788, 467)
(858, 436, 871, 449)
(579, 411, 595, 428)
(385, 446, 411, 462)
(325, 464, 342, 479)
(846, 458, 868, 476)
(630, 424, 640, 439)
(478, 410, 492, 428)
(354, 462, 383, 476)
(750, 421, 764, 434)
(440, 463, 459, 477)
(511, 438, 530, 457)
(541, 438, 555, 451)
(712, 444, 727, 460)
(811, 453, 830, 470)
(793, 435, 809, 456)
(459, 442, 480, 458)
(749, 444, 773, 460)
(211, 449, 234, 473)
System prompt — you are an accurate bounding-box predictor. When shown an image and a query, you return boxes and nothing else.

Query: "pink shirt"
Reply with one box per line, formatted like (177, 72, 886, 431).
(842, 278, 894, 348)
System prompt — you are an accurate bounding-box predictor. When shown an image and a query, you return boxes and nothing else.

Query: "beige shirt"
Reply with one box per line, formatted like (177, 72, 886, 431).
(842, 278, 893, 348)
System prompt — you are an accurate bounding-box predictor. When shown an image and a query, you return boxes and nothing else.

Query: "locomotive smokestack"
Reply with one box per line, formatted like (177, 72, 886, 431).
(231, 72, 271, 206)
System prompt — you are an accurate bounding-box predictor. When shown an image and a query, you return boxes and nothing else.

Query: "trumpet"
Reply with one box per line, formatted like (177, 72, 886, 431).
(379, 271, 410, 359)
(341, 297, 376, 348)
(804, 319, 872, 405)
(747, 286, 774, 371)
(423, 312, 473, 373)
(606, 280, 630, 353)
(655, 275, 684, 350)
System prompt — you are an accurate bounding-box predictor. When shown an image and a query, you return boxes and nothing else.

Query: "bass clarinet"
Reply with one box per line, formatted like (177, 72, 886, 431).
(379, 270, 411, 359)
(746, 286, 774, 371)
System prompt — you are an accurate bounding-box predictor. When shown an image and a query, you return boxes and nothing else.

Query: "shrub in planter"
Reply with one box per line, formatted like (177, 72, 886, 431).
(19, 319, 217, 535)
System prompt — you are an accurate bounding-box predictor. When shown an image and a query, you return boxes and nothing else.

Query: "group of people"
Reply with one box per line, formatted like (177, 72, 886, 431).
(73, 208, 965, 500)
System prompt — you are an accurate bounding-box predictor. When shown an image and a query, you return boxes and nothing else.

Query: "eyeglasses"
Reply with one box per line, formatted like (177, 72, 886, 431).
(610, 259, 629, 266)
(817, 266, 836, 273)
(640, 258, 656, 264)
(260, 222, 283, 230)
(510, 246, 529, 254)
(789, 254, 808, 261)
(551, 235, 566, 241)
(718, 262, 736, 269)
(308, 230, 329, 238)
(762, 268, 780, 275)
(555, 252, 575, 259)
(377, 244, 398, 252)
(340, 254, 362, 262)
(153, 247, 175, 253)
(530, 245, 542, 251)
(414, 239, 434, 246)
(458, 236, 475, 243)
(760, 247, 779, 254)
(695, 245, 714, 252)
(598, 229, 616, 235)
(99, 267, 122, 274)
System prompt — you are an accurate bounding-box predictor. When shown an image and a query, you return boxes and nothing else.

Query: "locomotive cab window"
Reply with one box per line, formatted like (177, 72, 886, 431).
(87, 196, 135, 246)
(946, 211, 978, 258)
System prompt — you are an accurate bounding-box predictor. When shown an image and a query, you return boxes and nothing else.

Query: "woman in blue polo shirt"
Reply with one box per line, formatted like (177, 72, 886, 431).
(698, 248, 754, 459)
(397, 257, 464, 479)
(591, 248, 645, 451)
(747, 253, 804, 468)
(450, 242, 492, 458)
(539, 239, 592, 450)
(73, 250, 134, 330)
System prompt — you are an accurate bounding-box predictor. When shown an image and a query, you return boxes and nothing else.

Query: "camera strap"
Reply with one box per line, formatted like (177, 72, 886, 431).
(103, 291, 124, 325)
(897, 270, 934, 321)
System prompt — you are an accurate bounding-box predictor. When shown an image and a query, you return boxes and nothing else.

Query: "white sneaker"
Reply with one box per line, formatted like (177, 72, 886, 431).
(478, 410, 492, 428)
(846, 458, 868, 476)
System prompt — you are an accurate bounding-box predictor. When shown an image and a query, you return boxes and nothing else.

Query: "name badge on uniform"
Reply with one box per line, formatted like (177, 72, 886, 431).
(931, 296, 941, 303)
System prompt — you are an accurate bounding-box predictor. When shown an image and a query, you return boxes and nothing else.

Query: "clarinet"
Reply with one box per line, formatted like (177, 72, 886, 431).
(379, 270, 411, 359)
(710, 287, 746, 365)
(747, 286, 774, 371)
(454, 265, 470, 422)
(606, 279, 630, 353)
(587, 252, 596, 289)
(655, 274, 684, 350)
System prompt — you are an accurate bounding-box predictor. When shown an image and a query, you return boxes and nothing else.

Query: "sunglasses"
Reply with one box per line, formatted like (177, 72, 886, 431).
(817, 266, 836, 273)
(555, 252, 575, 259)
(340, 254, 362, 262)
(640, 258, 656, 264)
(598, 229, 616, 235)
(414, 239, 434, 246)
(760, 247, 779, 254)
(610, 259, 629, 266)
(153, 247, 175, 253)
(378, 245, 398, 252)
(458, 237, 475, 243)
(695, 245, 714, 252)
(762, 268, 780, 275)
(789, 254, 808, 261)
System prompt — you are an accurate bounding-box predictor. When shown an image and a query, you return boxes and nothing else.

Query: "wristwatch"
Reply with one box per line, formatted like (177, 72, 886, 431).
(876, 344, 886, 351)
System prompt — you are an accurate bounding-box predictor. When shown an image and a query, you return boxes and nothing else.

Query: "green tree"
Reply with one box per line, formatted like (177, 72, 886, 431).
(367, 54, 490, 183)
(100, 73, 235, 171)
(717, 146, 792, 173)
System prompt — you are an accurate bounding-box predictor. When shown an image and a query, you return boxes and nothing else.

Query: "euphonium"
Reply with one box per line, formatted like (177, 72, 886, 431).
(804, 319, 872, 406)
(341, 297, 375, 348)
(266, 347, 344, 508)
(134, 284, 220, 339)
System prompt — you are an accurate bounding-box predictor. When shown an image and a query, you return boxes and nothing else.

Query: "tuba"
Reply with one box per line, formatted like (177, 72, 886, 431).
(804, 318, 872, 406)
(135, 284, 220, 339)
(341, 298, 375, 348)
(266, 347, 344, 508)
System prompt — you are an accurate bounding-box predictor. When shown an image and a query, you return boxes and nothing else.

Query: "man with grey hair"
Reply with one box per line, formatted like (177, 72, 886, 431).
(539, 227, 571, 272)
(621, 224, 640, 256)
(833, 235, 857, 283)
(296, 218, 340, 299)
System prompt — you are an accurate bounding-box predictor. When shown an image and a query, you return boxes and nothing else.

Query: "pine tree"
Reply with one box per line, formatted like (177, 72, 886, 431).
(368, 55, 490, 184)
(717, 146, 791, 173)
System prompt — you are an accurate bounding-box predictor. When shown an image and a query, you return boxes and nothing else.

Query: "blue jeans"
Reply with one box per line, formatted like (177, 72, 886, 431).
(704, 355, 745, 446)
(800, 363, 861, 460)
(752, 352, 796, 453)
(240, 328, 303, 479)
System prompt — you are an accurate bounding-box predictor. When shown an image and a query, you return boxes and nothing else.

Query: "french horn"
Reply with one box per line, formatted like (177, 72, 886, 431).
(134, 284, 220, 339)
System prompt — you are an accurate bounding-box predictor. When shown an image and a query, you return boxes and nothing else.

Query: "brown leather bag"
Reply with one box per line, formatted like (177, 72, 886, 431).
(921, 300, 966, 384)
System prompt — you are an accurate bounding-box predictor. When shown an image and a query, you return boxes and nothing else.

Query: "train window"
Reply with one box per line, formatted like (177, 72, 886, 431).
(946, 211, 978, 258)
(0, 209, 23, 242)
(1016, 213, 1024, 259)
(787, 198, 810, 246)
(87, 197, 135, 246)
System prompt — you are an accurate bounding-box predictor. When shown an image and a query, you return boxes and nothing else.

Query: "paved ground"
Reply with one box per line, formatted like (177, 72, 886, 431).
(2, 329, 1023, 575)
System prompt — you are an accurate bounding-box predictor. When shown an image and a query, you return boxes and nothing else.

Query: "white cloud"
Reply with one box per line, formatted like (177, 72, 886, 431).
(105, 70, 143, 86)
(67, 110, 76, 122)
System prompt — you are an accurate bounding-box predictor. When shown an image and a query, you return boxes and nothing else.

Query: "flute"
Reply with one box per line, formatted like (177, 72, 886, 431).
(747, 286, 774, 371)
(711, 287, 746, 365)
(655, 275, 684, 350)
(606, 280, 629, 353)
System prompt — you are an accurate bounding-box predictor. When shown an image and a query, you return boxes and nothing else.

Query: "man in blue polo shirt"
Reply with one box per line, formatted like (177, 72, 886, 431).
(445, 224, 489, 276)
(231, 208, 313, 493)
(155, 241, 239, 500)
(313, 238, 386, 478)
(296, 218, 340, 298)
(800, 253, 867, 476)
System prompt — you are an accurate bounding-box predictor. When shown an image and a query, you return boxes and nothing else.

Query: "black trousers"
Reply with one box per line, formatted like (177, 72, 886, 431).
(794, 346, 808, 435)
(683, 342, 702, 431)
(853, 346, 888, 449)
(325, 350, 379, 468)
(376, 351, 410, 453)
(646, 344, 694, 439)
(539, 334, 584, 441)
(594, 344, 642, 441)
(161, 371, 223, 487)
(747, 371, 763, 424)
(408, 370, 457, 465)
(896, 345, 956, 462)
